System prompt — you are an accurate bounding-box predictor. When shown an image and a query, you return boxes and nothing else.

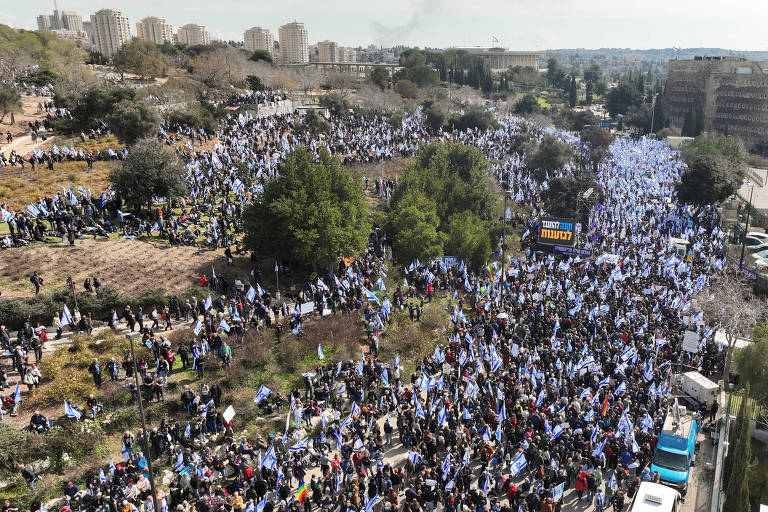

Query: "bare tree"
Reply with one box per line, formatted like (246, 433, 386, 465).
(697, 277, 767, 390)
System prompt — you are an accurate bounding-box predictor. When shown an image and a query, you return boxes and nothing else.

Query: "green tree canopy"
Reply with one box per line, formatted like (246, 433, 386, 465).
(319, 93, 349, 117)
(0, 83, 21, 123)
(580, 125, 613, 170)
(724, 384, 752, 512)
(541, 174, 603, 223)
(513, 94, 540, 115)
(54, 85, 137, 131)
(736, 325, 768, 404)
(105, 99, 160, 145)
(109, 138, 187, 209)
(677, 134, 746, 206)
(396, 80, 418, 99)
(368, 67, 390, 90)
(243, 149, 370, 267)
(387, 191, 446, 263)
(388, 142, 497, 267)
(422, 101, 446, 133)
(248, 49, 273, 65)
(527, 134, 574, 179)
(447, 106, 499, 132)
(605, 82, 641, 117)
(113, 39, 167, 79)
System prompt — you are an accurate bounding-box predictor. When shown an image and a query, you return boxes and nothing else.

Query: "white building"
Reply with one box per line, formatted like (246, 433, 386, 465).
(136, 17, 175, 44)
(177, 23, 210, 47)
(37, 10, 85, 34)
(244, 27, 274, 57)
(278, 22, 309, 64)
(89, 9, 131, 57)
(339, 47, 357, 63)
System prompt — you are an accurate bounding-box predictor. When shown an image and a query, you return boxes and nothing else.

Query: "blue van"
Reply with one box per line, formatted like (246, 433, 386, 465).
(650, 403, 700, 495)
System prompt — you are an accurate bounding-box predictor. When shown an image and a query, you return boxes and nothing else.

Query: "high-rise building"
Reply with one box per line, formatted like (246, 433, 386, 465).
(136, 17, 174, 44)
(90, 9, 131, 56)
(37, 9, 85, 33)
(665, 56, 768, 150)
(317, 40, 338, 63)
(339, 47, 357, 63)
(244, 27, 274, 57)
(278, 22, 309, 64)
(177, 24, 210, 47)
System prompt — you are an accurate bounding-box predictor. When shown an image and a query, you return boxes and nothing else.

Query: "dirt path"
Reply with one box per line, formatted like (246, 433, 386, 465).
(0, 96, 59, 158)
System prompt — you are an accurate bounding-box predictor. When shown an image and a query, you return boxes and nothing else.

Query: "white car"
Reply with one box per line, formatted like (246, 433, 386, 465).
(754, 257, 768, 269)
(750, 249, 768, 260)
(747, 232, 768, 242)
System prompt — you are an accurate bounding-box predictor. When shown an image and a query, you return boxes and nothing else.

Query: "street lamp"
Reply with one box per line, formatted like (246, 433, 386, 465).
(126, 334, 159, 512)
(274, 261, 280, 301)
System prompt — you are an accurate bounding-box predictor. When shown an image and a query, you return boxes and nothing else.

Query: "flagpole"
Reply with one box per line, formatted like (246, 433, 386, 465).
(127, 334, 159, 512)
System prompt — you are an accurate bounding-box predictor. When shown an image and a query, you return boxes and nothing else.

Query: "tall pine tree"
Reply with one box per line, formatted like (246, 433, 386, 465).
(724, 387, 752, 512)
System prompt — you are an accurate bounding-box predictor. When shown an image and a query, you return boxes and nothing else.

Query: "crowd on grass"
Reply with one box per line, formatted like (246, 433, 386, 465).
(1, 95, 732, 512)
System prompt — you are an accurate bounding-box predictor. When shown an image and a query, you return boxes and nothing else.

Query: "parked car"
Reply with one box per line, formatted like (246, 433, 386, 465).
(750, 249, 768, 260)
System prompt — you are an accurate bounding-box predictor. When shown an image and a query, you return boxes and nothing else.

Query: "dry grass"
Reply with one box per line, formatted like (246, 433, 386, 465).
(0, 237, 251, 298)
(0, 159, 115, 209)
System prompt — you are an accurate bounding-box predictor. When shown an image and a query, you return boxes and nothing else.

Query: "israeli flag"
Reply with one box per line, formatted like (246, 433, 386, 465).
(364, 494, 381, 512)
(184, 422, 191, 438)
(174, 450, 185, 471)
(510, 452, 527, 477)
(407, 451, 422, 466)
(437, 407, 446, 427)
(354, 437, 365, 451)
(255, 496, 268, 512)
(381, 369, 389, 386)
(246, 286, 257, 303)
(289, 438, 309, 451)
(257, 283, 266, 296)
(615, 381, 627, 395)
(64, 400, 81, 420)
(608, 473, 617, 490)
(61, 305, 73, 326)
(1, 208, 12, 222)
(194, 321, 203, 336)
(13, 382, 21, 403)
(591, 437, 606, 456)
(463, 448, 470, 466)
(262, 445, 277, 470)
(121, 444, 130, 460)
(219, 319, 230, 332)
(99, 468, 107, 484)
(203, 295, 213, 310)
(377, 277, 386, 291)
(318, 344, 324, 360)
(598, 376, 610, 389)
(552, 482, 564, 503)
(362, 287, 380, 305)
(25, 204, 39, 217)
(551, 423, 564, 440)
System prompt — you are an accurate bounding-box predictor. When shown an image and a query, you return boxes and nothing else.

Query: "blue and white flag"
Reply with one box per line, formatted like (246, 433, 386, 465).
(174, 451, 185, 471)
(318, 344, 324, 360)
(289, 438, 309, 452)
(364, 495, 381, 512)
(551, 423, 564, 440)
(219, 319, 230, 332)
(246, 286, 257, 303)
(262, 445, 277, 470)
(121, 443, 130, 460)
(510, 452, 527, 477)
(203, 295, 213, 310)
(64, 400, 81, 420)
(61, 305, 73, 327)
(99, 468, 107, 484)
(194, 321, 203, 336)
(362, 287, 380, 305)
(13, 382, 21, 403)
(591, 437, 606, 457)
(255, 496, 268, 512)
(552, 482, 564, 503)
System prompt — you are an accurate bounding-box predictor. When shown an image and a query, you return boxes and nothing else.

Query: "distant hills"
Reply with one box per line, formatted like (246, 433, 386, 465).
(546, 48, 768, 62)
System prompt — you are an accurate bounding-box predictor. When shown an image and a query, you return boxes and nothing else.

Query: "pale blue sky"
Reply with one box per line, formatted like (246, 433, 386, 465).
(3, 0, 767, 50)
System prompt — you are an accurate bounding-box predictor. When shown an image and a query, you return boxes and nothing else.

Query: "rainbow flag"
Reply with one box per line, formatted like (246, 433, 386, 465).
(600, 393, 610, 416)
(296, 483, 308, 504)
(484, 265, 494, 281)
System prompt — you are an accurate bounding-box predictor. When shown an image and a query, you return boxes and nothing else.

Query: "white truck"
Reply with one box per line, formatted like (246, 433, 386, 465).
(679, 371, 719, 407)
(629, 482, 683, 512)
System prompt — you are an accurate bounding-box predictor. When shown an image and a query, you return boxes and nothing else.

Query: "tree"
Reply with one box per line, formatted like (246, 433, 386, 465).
(605, 82, 641, 117)
(514, 94, 540, 115)
(248, 50, 273, 65)
(585, 80, 594, 105)
(0, 83, 21, 124)
(568, 76, 577, 107)
(572, 110, 596, 132)
(113, 39, 167, 79)
(54, 85, 136, 131)
(243, 149, 370, 268)
(677, 135, 746, 206)
(697, 279, 766, 390)
(319, 93, 349, 117)
(396, 80, 419, 99)
(105, 99, 160, 145)
(448, 106, 498, 132)
(541, 174, 602, 222)
(388, 191, 446, 263)
(443, 210, 491, 269)
(368, 67, 390, 90)
(527, 134, 574, 179)
(723, 384, 752, 512)
(296, 109, 330, 134)
(735, 325, 768, 404)
(581, 126, 613, 170)
(109, 138, 187, 209)
(246, 75, 266, 91)
(388, 142, 496, 268)
(422, 101, 445, 133)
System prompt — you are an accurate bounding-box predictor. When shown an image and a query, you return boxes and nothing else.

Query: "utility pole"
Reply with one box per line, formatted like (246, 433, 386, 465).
(739, 185, 754, 270)
(274, 261, 280, 301)
(127, 334, 159, 512)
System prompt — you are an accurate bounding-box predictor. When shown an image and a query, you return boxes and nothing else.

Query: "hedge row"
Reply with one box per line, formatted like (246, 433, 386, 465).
(0, 286, 213, 331)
